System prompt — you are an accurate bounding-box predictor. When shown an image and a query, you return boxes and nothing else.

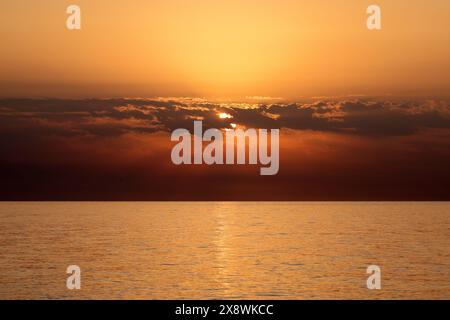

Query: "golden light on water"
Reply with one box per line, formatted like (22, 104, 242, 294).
(1, 202, 448, 299)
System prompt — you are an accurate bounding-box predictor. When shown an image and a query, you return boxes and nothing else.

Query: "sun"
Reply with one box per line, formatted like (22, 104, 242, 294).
(218, 113, 233, 119)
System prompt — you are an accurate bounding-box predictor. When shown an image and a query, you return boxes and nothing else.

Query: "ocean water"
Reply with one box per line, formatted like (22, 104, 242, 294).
(0, 202, 448, 299)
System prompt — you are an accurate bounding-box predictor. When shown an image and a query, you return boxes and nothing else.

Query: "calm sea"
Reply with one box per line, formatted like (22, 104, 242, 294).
(0, 202, 448, 299)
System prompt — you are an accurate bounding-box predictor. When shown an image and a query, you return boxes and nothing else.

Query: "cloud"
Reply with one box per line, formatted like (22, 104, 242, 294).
(1, 98, 448, 138)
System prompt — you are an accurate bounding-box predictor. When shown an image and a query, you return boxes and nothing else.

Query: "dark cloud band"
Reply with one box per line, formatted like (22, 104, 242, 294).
(0, 98, 448, 138)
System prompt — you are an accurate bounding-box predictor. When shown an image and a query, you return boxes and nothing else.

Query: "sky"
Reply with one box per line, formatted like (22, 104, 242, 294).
(0, 97, 449, 200)
(0, 1, 449, 200)
(0, 0, 449, 98)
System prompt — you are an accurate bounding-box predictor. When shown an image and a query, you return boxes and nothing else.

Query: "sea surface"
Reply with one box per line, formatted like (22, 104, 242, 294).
(0, 202, 448, 299)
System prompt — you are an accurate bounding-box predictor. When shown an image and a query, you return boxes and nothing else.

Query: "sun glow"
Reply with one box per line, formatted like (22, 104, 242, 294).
(219, 113, 233, 119)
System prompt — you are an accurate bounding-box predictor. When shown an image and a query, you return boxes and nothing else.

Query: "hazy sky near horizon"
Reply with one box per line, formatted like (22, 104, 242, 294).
(1, 0, 449, 98)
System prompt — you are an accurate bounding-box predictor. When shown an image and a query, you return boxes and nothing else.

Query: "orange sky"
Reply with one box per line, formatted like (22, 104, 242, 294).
(1, 0, 449, 98)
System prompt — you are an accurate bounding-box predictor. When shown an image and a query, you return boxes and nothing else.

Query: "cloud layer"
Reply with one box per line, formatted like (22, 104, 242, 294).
(0, 98, 449, 138)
